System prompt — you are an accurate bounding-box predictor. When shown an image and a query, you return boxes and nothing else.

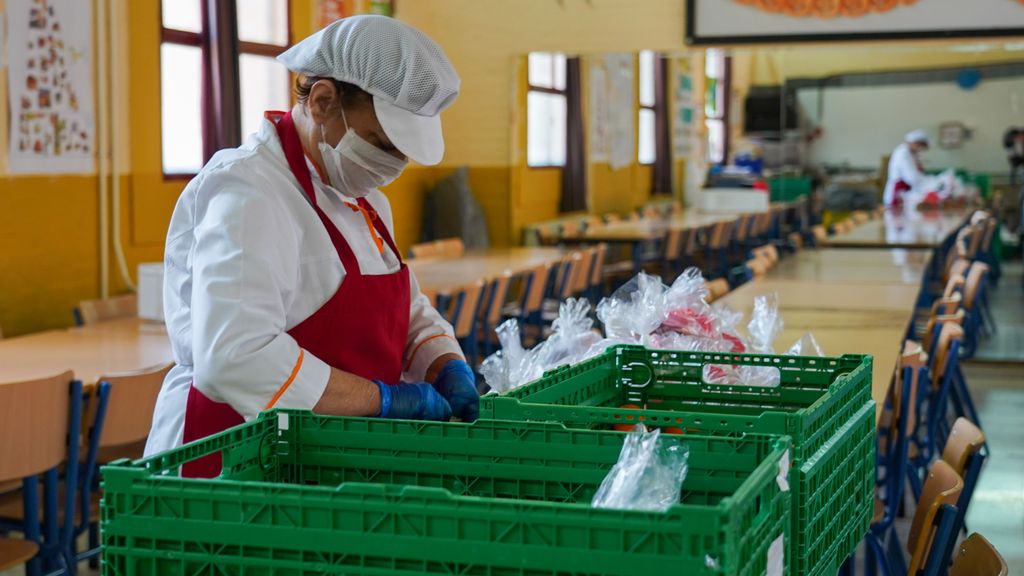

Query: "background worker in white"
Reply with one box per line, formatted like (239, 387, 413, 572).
(147, 16, 479, 469)
(884, 129, 931, 207)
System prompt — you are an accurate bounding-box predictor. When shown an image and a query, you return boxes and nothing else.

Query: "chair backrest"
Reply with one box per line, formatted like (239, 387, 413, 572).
(604, 213, 621, 224)
(663, 229, 684, 261)
(907, 460, 964, 575)
(410, 242, 441, 260)
(980, 218, 997, 253)
(733, 214, 753, 243)
(77, 294, 137, 325)
(950, 533, 1008, 576)
(537, 225, 558, 246)
(853, 211, 869, 224)
(95, 363, 173, 449)
(942, 417, 985, 483)
(966, 225, 984, 259)
(627, 211, 641, 222)
(554, 252, 583, 299)
(705, 279, 730, 303)
(480, 272, 513, 327)
(709, 221, 732, 249)
(947, 258, 970, 284)
(642, 206, 660, 219)
(589, 243, 607, 287)
(572, 249, 595, 294)
(788, 231, 804, 249)
(922, 308, 965, 355)
(0, 371, 74, 482)
(944, 274, 966, 299)
(746, 258, 768, 278)
(583, 216, 602, 230)
(963, 262, 989, 311)
(812, 224, 828, 244)
(521, 264, 553, 316)
(560, 221, 580, 239)
(447, 280, 486, 339)
(932, 322, 965, 386)
(437, 238, 466, 258)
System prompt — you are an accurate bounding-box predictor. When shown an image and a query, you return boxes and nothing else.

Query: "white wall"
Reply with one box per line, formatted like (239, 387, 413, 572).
(797, 76, 1024, 174)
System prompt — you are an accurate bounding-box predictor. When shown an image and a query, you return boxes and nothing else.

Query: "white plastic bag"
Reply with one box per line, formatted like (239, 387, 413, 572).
(479, 319, 545, 394)
(747, 294, 783, 354)
(786, 332, 824, 357)
(592, 425, 689, 512)
(596, 272, 668, 344)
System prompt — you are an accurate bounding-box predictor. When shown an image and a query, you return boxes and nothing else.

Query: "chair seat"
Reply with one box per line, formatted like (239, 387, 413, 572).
(0, 484, 100, 523)
(0, 538, 39, 571)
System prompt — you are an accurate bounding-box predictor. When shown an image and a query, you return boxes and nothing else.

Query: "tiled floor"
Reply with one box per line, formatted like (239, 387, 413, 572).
(974, 261, 1024, 362)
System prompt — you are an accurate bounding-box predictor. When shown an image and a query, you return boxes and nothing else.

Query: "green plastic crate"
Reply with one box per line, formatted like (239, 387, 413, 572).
(102, 411, 791, 576)
(479, 345, 875, 576)
(769, 176, 812, 203)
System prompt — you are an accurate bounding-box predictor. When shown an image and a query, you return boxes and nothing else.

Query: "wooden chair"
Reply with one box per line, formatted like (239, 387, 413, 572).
(0, 371, 81, 574)
(950, 533, 1007, 576)
(603, 213, 621, 225)
(704, 220, 733, 279)
(657, 229, 685, 280)
(853, 210, 870, 224)
(75, 294, 137, 326)
(503, 264, 553, 346)
(745, 258, 768, 280)
(641, 206, 660, 220)
(866, 460, 964, 576)
(559, 221, 580, 241)
(437, 238, 465, 258)
(477, 273, 513, 357)
(788, 231, 804, 250)
(812, 224, 829, 247)
(582, 216, 602, 231)
(440, 280, 486, 364)
(941, 418, 987, 541)
(536, 225, 559, 246)
(704, 279, 730, 303)
(410, 242, 441, 260)
(94, 363, 173, 464)
(587, 243, 608, 301)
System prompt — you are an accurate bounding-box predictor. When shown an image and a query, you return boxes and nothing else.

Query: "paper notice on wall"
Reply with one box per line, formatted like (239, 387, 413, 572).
(6, 0, 94, 174)
(604, 53, 634, 171)
(672, 66, 698, 160)
(588, 60, 609, 163)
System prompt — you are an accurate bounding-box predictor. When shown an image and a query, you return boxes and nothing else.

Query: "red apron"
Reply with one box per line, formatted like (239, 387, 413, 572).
(181, 111, 411, 478)
(892, 180, 912, 207)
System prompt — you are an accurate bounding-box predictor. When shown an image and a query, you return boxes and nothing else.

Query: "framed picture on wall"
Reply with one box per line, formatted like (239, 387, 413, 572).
(687, 0, 1024, 45)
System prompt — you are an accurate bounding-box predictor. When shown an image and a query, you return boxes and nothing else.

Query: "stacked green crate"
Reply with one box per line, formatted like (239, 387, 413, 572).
(103, 411, 791, 576)
(480, 345, 876, 576)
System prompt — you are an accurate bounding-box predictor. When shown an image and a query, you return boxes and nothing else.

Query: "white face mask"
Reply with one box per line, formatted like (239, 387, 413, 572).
(318, 107, 408, 198)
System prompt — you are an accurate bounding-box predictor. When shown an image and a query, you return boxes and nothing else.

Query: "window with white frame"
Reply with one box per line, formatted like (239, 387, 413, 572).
(704, 49, 729, 165)
(638, 50, 656, 165)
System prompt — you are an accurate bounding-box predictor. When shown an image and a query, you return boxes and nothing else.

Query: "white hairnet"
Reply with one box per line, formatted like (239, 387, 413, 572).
(905, 129, 930, 146)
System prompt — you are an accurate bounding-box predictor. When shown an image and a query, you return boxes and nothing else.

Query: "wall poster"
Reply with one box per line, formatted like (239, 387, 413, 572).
(6, 0, 94, 174)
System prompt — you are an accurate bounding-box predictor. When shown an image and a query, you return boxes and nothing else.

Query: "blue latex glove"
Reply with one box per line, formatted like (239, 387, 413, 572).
(374, 380, 452, 421)
(433, 360, 480, 422)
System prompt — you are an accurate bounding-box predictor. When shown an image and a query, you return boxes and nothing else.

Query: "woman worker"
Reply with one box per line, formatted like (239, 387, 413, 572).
(145, 16, 478, 477)
(883, 129, 930, 207)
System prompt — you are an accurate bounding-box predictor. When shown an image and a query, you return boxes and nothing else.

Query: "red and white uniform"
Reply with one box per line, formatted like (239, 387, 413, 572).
(884, 142, 925, 206)
(145, 112, 461, 468)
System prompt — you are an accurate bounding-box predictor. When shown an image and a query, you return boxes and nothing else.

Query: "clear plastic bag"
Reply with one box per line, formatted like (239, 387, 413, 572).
(596, 272, 668, 344)
(480, 299, 603, 394)
(786, 332, 824, 357)
(592, 425, 689, 513)
(747, 294, 783, 354)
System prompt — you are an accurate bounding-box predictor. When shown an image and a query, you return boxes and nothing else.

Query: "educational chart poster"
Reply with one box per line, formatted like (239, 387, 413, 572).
(6, 0, 94, 174)
(587, 60, 609, 163)
(671, 63, 696, 159)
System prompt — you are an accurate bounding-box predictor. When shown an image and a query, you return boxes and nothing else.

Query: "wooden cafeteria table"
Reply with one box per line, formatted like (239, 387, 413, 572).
(408, 247, 565, 296)
(0, 317, 172, 384)
(717, 276, 919, 421)
(770, 248, 930, 285)
(829, 207, 970, 249)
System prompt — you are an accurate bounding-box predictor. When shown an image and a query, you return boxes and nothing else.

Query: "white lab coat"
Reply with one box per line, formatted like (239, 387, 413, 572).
(883, 143, 925, 206)
(145, 118, 462, 456)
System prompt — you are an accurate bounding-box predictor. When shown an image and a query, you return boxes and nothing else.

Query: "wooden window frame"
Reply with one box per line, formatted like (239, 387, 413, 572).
(159, 0, 291, 179)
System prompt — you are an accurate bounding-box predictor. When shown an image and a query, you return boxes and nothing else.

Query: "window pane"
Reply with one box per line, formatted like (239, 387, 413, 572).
(162, 0, 202, 33)
(706, 118, 725, 164)
(706, 48, 725, 80)
(236, 0, 289, 45)
(161, 43, 204, 174)
(527, 91, 566, 167)
(552, 53, 567, 91)
(240, 54, 291, 140)
(639, 50, 656, 107)
(528, 52, 553, 89)
(638, 108, 656, 164)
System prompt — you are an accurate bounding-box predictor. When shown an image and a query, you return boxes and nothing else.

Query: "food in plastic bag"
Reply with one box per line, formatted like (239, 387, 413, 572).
(592, 425, 689, 512)
(747, 294, 783, 354)
(786, 332, 824, 357)
(478, 319, 543, 394)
